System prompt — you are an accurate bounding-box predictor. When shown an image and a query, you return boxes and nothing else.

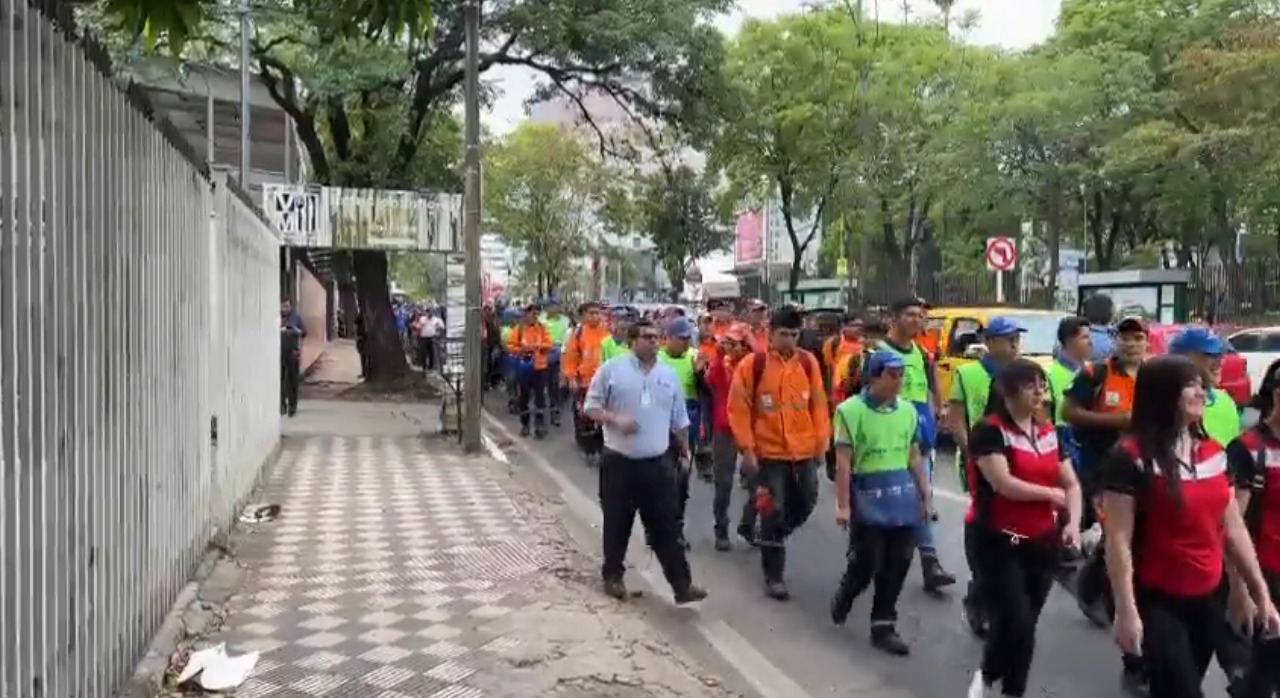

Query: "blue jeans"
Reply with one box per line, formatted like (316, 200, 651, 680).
(912, 401, 938, 555)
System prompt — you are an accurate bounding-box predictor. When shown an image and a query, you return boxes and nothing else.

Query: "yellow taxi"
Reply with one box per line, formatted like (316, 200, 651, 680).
(925, 307, 1070, 405)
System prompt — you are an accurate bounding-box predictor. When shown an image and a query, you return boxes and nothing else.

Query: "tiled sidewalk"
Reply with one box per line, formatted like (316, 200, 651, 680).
(208, 432, 731, 698)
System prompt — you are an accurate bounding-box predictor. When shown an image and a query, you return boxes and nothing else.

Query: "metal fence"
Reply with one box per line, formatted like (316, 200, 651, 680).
(0, 3, 281, 697)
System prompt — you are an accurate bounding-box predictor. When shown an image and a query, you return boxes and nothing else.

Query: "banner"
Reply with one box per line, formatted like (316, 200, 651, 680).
(734, 211, 765, 266)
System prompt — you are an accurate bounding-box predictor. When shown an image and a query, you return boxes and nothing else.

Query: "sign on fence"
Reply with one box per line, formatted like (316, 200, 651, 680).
(263, 184, 463, 252)
(443, 254, 467, 380)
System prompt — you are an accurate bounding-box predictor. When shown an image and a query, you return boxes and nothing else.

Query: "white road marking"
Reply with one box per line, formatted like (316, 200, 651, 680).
(480, 409, 815, 698)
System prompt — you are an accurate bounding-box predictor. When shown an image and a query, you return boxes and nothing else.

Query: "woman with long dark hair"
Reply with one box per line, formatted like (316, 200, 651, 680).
(965, 359, 1082, 698)
(1101, 355, 1279, 698)
(1228, 357, 1280, 697)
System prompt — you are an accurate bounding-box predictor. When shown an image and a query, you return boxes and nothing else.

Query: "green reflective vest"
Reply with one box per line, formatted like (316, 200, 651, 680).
(542, 315, 570, 345)
(601, 336, 630, 361)
(658, 348, 698, 400)
(953, 361, 994, 429)
(875, 339, 929, 404)
(834, 396, 918, 474)
(1203, 388, 1241, 446)
(1047, 360, 1079, 425)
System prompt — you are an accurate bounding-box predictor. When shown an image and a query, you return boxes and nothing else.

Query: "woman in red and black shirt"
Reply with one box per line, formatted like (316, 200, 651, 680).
(1228, 356, 1280, 697)
(1101, 355, 1279, 698)
(965, 359, 1083, 698)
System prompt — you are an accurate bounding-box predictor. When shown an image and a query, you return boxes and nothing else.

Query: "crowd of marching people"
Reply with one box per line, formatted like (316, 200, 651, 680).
(487, 292, 1280, 698)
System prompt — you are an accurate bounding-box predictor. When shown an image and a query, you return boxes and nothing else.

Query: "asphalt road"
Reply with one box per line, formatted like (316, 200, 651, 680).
(485, 406, 1231, 698)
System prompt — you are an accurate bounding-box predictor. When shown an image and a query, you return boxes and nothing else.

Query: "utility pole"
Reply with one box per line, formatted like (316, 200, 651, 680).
(461, 0, 484, 453)
(238, 0, 251, 187)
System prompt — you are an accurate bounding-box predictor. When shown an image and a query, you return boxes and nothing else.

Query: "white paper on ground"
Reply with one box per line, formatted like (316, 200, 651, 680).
(174, 642, 260, 691)
(199, 649, 260, 691)
(176, 643, 226, 684)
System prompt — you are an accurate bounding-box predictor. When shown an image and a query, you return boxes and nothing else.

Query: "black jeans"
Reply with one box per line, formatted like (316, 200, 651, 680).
(417, 337, 438, 370)
(975, 528, 1057, 697)
(835, 523, 917, 624)
(758, 459, 819, 582)
(711, 432, 739, 536)
(517, 369, 548, 429)
(598, 450, 692, 592)
(964, 521, 986, 612)
(1139, 587, 1222, 698)
(1240, 570, 1280, 697)
(280, 352, 300, 410)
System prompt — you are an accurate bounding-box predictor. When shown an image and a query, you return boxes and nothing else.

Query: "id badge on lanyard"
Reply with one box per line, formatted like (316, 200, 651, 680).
(640, 384, 652, 408)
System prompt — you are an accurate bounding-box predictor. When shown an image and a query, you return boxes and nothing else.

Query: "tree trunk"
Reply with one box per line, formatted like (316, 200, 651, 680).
(338, 283, 358, 338)
(351, 249, 409, 381)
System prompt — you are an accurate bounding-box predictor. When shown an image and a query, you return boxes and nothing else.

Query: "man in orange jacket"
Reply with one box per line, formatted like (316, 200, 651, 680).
(562, 301, 612, 459)
(507, 302, 554, 439)
(728, 305, 831, 600)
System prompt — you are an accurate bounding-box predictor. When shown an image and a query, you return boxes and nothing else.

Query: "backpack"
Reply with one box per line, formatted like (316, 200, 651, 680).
(748, 349, 820, 421)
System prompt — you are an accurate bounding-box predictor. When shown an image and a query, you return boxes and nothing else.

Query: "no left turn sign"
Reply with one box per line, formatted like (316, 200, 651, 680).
(985, 236, 1017, 272)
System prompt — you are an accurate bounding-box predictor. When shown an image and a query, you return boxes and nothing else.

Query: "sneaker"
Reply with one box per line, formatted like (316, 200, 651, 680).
(830, 586, 855, 626)
(713, 535, 731, 552)
(764, 580, 791, 601)
(966, 670, 994, 698)
(673, 585, 708, 605)
(519, 425, 531, 437)
(736, 522, 758, 547)
(870, 626, 909, 656)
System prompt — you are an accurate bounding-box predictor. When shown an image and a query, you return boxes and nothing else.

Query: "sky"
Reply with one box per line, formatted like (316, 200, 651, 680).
(480, 0, 1063, 135)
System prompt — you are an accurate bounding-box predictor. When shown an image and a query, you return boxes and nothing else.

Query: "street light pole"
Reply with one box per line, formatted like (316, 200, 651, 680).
(461, 0, 484, 453)
(238, 0, 251, 187)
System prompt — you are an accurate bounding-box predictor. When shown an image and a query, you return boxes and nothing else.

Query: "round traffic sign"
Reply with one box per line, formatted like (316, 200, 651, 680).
(985, 237, 1017, 272)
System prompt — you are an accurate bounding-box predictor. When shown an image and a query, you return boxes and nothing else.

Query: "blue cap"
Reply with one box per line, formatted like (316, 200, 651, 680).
(666, 317, 695, 340)
(1169, 327, 1225, 356)
(865, 350, 906, 377)
(985, 317, 1028, 338)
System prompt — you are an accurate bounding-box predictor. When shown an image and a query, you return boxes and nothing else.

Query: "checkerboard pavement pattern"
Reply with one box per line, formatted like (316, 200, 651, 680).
(214, 435, 559, 698)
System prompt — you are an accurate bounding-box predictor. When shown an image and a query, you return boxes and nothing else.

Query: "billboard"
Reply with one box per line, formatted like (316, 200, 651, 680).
(734, 211, 765, 266)
(263, 184, 462, 252)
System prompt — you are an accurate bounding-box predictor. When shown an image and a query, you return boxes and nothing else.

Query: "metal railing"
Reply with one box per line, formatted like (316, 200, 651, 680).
(0, 3, 282, 697)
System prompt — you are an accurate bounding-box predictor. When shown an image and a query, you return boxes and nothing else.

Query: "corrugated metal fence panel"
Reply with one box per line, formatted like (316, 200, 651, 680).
(0, 3, 282, 697)
(210, 172, 282, 534)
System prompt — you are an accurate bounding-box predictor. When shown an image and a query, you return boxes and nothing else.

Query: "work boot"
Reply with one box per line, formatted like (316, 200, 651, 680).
(713, 528, 731, 552)
(762, 549, 790, 600)
(602, 579, 628, 601)
(921, 553, 956, 592)
(870, 625, 910, 656)
(519, 424, 531, 438)
(673, 584, 708, 605)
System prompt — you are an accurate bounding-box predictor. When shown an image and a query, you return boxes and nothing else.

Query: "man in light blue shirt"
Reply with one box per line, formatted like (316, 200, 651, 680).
(584, 318, 707, 605)
(1082, 293, 1116, 361)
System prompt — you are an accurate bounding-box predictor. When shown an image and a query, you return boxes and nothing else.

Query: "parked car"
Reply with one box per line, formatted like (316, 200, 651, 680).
(1146, 324, 1251, 407)
(1226, 325, 1280, 397)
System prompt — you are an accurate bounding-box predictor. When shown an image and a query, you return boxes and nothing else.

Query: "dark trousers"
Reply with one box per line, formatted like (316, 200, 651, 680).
(835, 523, 916, 624)
(517, 369, 548, 429)
(280, 352, 300, 410)
(598, 450, 692, 592)
(571, 388, 602, 454)
(417, 337, 438, 370)
(1239, 570, 1280, 698)
(547, 361, 564, 422)
(976, 528, 1057, 698)
(758, 459, 819, 582)
(711, 432, 739, 536)
(964, 521, 986, 614)
(1139, 587, 1221, 698)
